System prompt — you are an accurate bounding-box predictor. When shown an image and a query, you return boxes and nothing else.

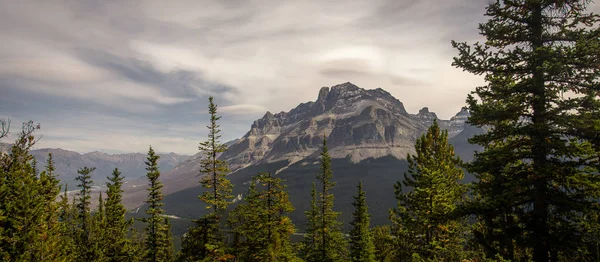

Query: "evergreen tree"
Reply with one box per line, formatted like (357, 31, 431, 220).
(105, 168, 134, 262)
(58, 184, 76, 261)
(143, 146, 172, 262)
(228, 172, 296, 261)
(372, 225, 396, 262)
(391, 120, 467, 260)
(314, 138, 347, 261)
(301, 182, 320, 261)
(181, 96, 233, 261)
(37, 153, 69, 261)
(162, 217, 175, 262)
(0, 121, 44, 261)
(91, 192, 107, 261)
(349, 182, 375, 262)
(452, 1, 600, 260)
(75, 166, 97, 261)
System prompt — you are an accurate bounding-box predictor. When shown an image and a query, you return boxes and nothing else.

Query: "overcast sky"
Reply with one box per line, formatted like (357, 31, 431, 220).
(1, 0, 598, 155)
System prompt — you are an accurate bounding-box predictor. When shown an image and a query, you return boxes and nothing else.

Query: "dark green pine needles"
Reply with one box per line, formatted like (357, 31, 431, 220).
(349, 182, 376, 262)
(391, 120, 466, 261)
(452, 0, 600, 260)
(143, 146, 174, 262)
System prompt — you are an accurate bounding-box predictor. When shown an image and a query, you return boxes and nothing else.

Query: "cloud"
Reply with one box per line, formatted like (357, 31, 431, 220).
(2, 0, 595, 153)
(219, 104, 269, 115)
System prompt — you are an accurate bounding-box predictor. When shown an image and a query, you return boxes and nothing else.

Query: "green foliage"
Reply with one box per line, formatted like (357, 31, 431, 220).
(452, 0, 600, 260)
(199, 96, 234, 216)
(180, 96, 233, 261)
(0, 121, 67, 261)
(37, 153, 71, 261)
(348, 182, 375, 262)
(229, 172, 297, 261)
(143, 146, 173, 262)
(372, 225, 395, 262)
(58, 184, 77, 260)
(303, 138, 347, 261)
(391, 120, 467, 261)
(301, 182, 320, 261)
(105, 168, 136, 261)
(75, 166, 98, 261)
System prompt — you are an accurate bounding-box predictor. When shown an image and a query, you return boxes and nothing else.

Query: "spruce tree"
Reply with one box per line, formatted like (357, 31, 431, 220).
(391, 120, 466, 260)
(58, 184, 76, 261)
(315, 138, 347, 261)
(0, 121, 44, 261)
(228, 172, 296, 261)
(181, 96, 233, 261)
(37, 153, 68, 261)
(302, 182, 320, 261)
(349, 182, 376, 262)
(105, 168, 134, 261)
(372, 225, 396, 262)
(75, 166, 96, 261)
(452, 1, 600, 260)
(91, 192, 107, 261)
(143, 146, 172, 262)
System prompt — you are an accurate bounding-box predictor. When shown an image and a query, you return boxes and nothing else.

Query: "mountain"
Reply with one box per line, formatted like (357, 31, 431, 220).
(150, 82, 483, 231)
(0, 143, 191, 185)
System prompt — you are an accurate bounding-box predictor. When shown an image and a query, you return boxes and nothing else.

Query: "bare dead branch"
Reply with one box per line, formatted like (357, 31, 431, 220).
(0, 119, 10, 140)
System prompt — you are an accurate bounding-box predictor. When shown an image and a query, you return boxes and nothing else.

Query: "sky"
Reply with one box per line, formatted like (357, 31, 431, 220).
(1, 0, 598, 155)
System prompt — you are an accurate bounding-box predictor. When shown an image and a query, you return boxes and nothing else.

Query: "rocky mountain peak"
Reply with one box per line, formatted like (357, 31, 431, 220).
(223, 82, 432, 170)
(414, 107, 438, 124)
(317, 86, 330, 102)
(330, 82, 360, 93)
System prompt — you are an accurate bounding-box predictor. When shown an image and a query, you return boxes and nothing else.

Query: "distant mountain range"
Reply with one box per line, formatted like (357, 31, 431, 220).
(152, 82, 483, 230)
(0, 143, 191, 185)
(1, 82, 483, 231)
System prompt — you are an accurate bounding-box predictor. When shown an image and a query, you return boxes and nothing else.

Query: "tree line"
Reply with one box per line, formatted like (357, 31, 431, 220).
(1, 1, 599, 261)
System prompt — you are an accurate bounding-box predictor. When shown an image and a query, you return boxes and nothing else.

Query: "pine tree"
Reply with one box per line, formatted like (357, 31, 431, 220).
(313, 138, 347, 261)
(349, 182, 376, 262)
(162, 217, 175, 262)
(58, 184, 76, 261)
(372, 225, 396, 262)
(105, 168, 134, 262)
(181, 96, 233, 261)
(302, 182, 320, 261)
(0, 121, 44, 261)
(143, 146, 172, 262)
(391, 120, 467, 260)
(452, 1, 600, 260)
(228, 172, 296, 261)
(91, 192, 107, 261)
(36, 153, 68, 261)
(75, 166, 97, 261)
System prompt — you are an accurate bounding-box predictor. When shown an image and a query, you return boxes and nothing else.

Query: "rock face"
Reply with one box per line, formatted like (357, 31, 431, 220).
(221, 82, 476, 171)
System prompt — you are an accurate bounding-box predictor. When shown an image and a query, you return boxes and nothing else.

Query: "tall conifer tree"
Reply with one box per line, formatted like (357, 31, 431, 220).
(228, 172, 296, 261)
(452, 1, 600, 260)
(58, 184, 76, 260)
(75, 166, 96, 261)
(302, 182, 320, 261)
(143, 146, 172, 262)
(349, 182, 376, 262)
(314, 138, 347, 261)
(105, 168, 134, 261)
(391, 120, 466, 260)
(0, 121, 43, 261)
(37, 153, 68, 261)
(181, 96, 233, 261)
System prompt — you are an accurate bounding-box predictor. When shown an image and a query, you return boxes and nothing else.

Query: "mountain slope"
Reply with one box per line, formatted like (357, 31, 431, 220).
(152, 82, 483, 228)
(0, 143, 190, 185)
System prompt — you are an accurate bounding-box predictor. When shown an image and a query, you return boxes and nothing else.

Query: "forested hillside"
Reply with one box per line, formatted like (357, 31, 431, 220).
(1, 1, 599, 262)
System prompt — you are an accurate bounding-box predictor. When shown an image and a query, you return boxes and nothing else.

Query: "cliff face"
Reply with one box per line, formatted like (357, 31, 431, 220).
(221, 82, 474, 171)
